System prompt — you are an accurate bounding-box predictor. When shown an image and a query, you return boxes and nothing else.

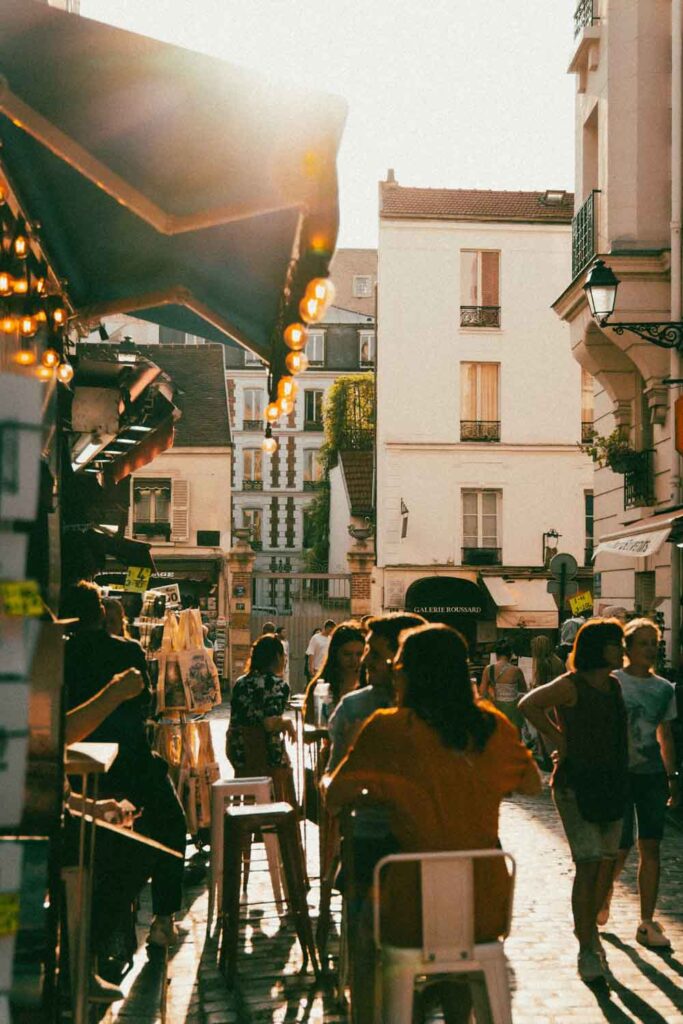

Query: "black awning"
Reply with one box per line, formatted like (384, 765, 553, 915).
(405, 576, 485, 618)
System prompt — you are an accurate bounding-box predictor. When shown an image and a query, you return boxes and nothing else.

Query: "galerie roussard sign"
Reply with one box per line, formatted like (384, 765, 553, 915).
(405, 577, 484, 618)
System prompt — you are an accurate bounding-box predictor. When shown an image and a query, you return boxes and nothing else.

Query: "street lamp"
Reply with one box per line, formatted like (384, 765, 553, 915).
(543, 528, 560, 567)
(584, 259, 683, 350)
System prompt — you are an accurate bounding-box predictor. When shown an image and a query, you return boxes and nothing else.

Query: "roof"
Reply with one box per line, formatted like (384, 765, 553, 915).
(380, 182, 574, 224)
(77, 343, 231, 448)
(339, 451, 374, 515)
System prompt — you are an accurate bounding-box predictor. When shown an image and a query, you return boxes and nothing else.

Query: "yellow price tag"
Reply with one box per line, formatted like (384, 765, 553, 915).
(569, 590, 593, 616)
(0, 892, 20, 937)
(124, 566, 152, 594)
(0, 580, 43, 617)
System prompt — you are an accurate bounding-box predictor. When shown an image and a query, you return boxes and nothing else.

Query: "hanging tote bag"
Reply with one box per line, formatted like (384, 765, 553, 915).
(176, 609, 221, 711)
(156, 611, 192, 713)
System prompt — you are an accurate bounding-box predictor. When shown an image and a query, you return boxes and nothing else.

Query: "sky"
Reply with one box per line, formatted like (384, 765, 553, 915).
(82, 0, 577, 249)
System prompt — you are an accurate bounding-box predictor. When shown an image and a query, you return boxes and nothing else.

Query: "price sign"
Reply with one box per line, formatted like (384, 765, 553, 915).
(0, 580, 43, 616)
(124, 567, 152, 593)
(0, 892, 20, 936)
(569, 590, 593, 616)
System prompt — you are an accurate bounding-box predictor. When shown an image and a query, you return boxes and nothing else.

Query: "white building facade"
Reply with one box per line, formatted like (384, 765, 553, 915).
(374, 176, 594, 648)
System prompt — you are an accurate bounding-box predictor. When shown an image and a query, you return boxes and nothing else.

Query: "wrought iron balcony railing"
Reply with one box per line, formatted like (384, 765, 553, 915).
(243, 479, 263, 491)
(581, 420, 595, 443)
(462, 546, 502, 566)
(623, 450, 655, 510)
(572, 190, 598, 278)
(460, 306, 501, 329)
(574, 0, 598, 38)
(303, 419, 323, 432)
(242, 419, 263, 431)
(133, 520, 171, 541)
(460, 420, 501, 442)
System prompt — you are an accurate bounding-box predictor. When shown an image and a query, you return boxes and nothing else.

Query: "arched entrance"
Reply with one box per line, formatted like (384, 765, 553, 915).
(404, 576, 485, 649)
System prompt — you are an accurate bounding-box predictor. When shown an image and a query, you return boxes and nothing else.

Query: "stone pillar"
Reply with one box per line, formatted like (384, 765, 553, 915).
(227, 529, 256, 687)
(347, 539, 375, 619)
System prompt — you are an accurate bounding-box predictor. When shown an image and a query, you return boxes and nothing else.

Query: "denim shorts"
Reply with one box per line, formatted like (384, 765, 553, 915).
(620, 772, 669, 847)
(553, 785, 623, 863)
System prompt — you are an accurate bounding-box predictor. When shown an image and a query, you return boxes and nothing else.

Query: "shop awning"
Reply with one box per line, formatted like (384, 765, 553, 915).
(404, 576, 485, 618)
(593, 510, 683, 560)
(486, 578, 559, 630)
(0, 0, 346, 359)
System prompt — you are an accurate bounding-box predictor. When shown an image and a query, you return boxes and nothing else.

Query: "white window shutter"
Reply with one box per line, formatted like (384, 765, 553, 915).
(171, 480, 190, 542)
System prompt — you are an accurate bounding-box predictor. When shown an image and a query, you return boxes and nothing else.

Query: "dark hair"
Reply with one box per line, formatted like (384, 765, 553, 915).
(570, 618, 624, 672)
(324, 618, 336, 630)
(306, 620, 365, 708)
(398, 624, 496, 752)
(246, 634, 284, 675)
(494, 640, 513, 658)
(262, 621, 276, 635)
(366, 612, 427, 651)
(62, 580, 104, 628)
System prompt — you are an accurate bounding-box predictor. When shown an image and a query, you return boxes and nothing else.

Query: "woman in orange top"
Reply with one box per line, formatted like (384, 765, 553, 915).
(324, 623, 541, 1022)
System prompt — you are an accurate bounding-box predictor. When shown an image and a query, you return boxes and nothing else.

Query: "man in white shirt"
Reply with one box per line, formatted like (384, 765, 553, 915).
(306, 619, 335, 679)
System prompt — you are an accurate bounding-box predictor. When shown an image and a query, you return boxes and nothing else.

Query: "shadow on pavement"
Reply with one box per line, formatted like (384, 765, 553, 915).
(603, 932, 683, 1008)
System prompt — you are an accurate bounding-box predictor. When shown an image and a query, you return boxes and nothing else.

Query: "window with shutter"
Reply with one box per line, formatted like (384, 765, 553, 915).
(171, 479, 190, 541)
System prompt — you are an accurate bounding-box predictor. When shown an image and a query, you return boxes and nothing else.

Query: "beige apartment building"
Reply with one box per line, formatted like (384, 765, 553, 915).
(553, 0, 683, 662)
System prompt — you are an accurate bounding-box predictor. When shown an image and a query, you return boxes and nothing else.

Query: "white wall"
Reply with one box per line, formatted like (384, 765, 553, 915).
(328, 463, 349, 574)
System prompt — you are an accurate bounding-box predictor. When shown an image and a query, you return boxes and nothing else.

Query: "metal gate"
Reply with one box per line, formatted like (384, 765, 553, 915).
(251, 572, 351, 694)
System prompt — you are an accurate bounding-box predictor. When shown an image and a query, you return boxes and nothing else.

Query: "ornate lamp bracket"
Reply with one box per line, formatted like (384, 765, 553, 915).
(604, 321, 683, 351)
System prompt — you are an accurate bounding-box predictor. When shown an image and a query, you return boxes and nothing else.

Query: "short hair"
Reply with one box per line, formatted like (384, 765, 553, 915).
(366, 612, 427, 651)
(323, 618, 336, 630)
(63, 580, 104, 628)
(494, 640, 514, 658)
(624, 617, 661, 646)
(570, 618, 624, 672)
(262, 621, 276, 635)
(246, 634, 284, 674)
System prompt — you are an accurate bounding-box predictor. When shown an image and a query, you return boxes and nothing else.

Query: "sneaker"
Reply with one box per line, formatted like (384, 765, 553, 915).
(147, 915, 178, 948)
(89, 973, 124, 1004)
(578, 949, 605, 982)
(636, 920, 672, 949)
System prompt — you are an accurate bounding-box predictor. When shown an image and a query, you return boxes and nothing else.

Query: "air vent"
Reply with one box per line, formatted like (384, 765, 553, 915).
(197, 530, 220, 546)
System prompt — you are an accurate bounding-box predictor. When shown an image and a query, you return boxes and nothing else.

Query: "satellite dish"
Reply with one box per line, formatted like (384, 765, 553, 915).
(549, 552, 578, 580)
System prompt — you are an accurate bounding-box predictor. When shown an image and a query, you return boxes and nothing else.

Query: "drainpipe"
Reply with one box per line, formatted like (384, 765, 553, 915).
(670, 0, 682, 669)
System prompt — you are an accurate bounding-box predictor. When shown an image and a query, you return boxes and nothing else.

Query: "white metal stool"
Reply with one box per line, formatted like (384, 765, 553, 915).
(372, 850, 516, 1024)
(208, 777, 286, 928)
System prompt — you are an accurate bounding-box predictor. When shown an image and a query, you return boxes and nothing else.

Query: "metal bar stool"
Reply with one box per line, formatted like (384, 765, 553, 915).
(219, 801, 320, 987)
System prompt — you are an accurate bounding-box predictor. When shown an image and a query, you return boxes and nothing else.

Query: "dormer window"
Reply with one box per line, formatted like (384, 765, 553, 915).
(542, 189, 567, 205)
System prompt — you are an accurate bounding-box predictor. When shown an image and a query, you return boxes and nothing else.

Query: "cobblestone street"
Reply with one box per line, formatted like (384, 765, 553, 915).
(101, 713, 683, 1024)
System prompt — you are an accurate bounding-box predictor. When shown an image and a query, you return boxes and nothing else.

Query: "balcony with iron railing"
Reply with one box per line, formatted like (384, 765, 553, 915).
(574, 0, 599, 38)
(460, 420, 501, 442)
(462, 546, 502, 566)
(243, 479, 263, 491)
(460, 306, 501, 329)
(623, 450, 655, 510)
(133, 520, 171, 541)
(572, 190, 599, 278)
(242, 419, 263, 431)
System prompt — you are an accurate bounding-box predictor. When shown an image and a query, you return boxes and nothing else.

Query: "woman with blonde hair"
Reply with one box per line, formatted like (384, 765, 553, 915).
(530, 634, 565, 688)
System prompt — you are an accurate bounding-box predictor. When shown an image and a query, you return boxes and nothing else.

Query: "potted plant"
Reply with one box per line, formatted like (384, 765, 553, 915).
(580, 429, 639, 473)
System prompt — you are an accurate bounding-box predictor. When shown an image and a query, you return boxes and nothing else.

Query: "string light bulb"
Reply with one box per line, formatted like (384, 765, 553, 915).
(56, 361, 74, 384)
(41, 348, 60, 368)
(277, 376, 297, 401)
(277, 395, 294, 416)
(262, 426, 278, 454)
(13, 276, 28, 295)
(35, 364, 53, 381)
(13, 343, 36, 366)
(52, 305, 67, 327)
(264, 401, 280, 424)
(285, 350, 309, 375)
(306, 277, 336, 307)
(13, 220, 29, 259)
(299, 294, 324, 324)
(0, 271, 13, 297)
(284, 322, 307, 352)
(1, 314, 17, 334)
(19, 315, 38, 338)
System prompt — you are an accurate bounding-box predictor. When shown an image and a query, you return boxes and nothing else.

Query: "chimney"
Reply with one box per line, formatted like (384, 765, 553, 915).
(386, 168, 396, 185)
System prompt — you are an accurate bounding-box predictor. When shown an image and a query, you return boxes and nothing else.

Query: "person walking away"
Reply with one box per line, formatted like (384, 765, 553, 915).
(479, 640, 527, 731)
(519, 618, 629, 982)
(597, 618, 680, 947)
(62, 581, 187, 949)
(306, 619, 335, 682)
(324, 623, 541, 1024)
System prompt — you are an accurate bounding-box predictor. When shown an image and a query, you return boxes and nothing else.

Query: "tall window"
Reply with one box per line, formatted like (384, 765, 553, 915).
(359, 330, 376, 367)
(353, 275, 373, 298)
(581, 369, 594, 442)
(462, 490, 501, 564)
(243, 449, 263, 489)
(306, 330, 325, 366)
(584, 491, 594, 565)
(303, 449, 323, 489)
(304, 390, 324, 429)
(460, 250, 500, 327)
(460, 362, 500, 441)
(243, 388, 265, 427)
(132, 478, 172, 540)
(243, 507, 263, 548)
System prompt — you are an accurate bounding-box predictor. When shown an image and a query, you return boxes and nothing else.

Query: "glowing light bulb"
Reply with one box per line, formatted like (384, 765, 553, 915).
(20, 315, 38, 338)
(0, 271, 13, 297)
(264, 402, 280, 424)
(1, 315, 17, 334)
(262, 434, 278, 455)
(306, 277, 336, 306)
(278, 395, 294, 416)
(277, 376, 297, 400)
(52, 306, 67, 326)
(35, 364, 53, 381)
(284, 322, 308, 352)
(13, 232, 28, 259)
(13, 277, 28, 295)
(299, 294, 324, 324)
(13, 346, 36, 366)
(41, 348, 60, 368)
(56, 361, 74, 384)
(285, 350, 309, 375)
